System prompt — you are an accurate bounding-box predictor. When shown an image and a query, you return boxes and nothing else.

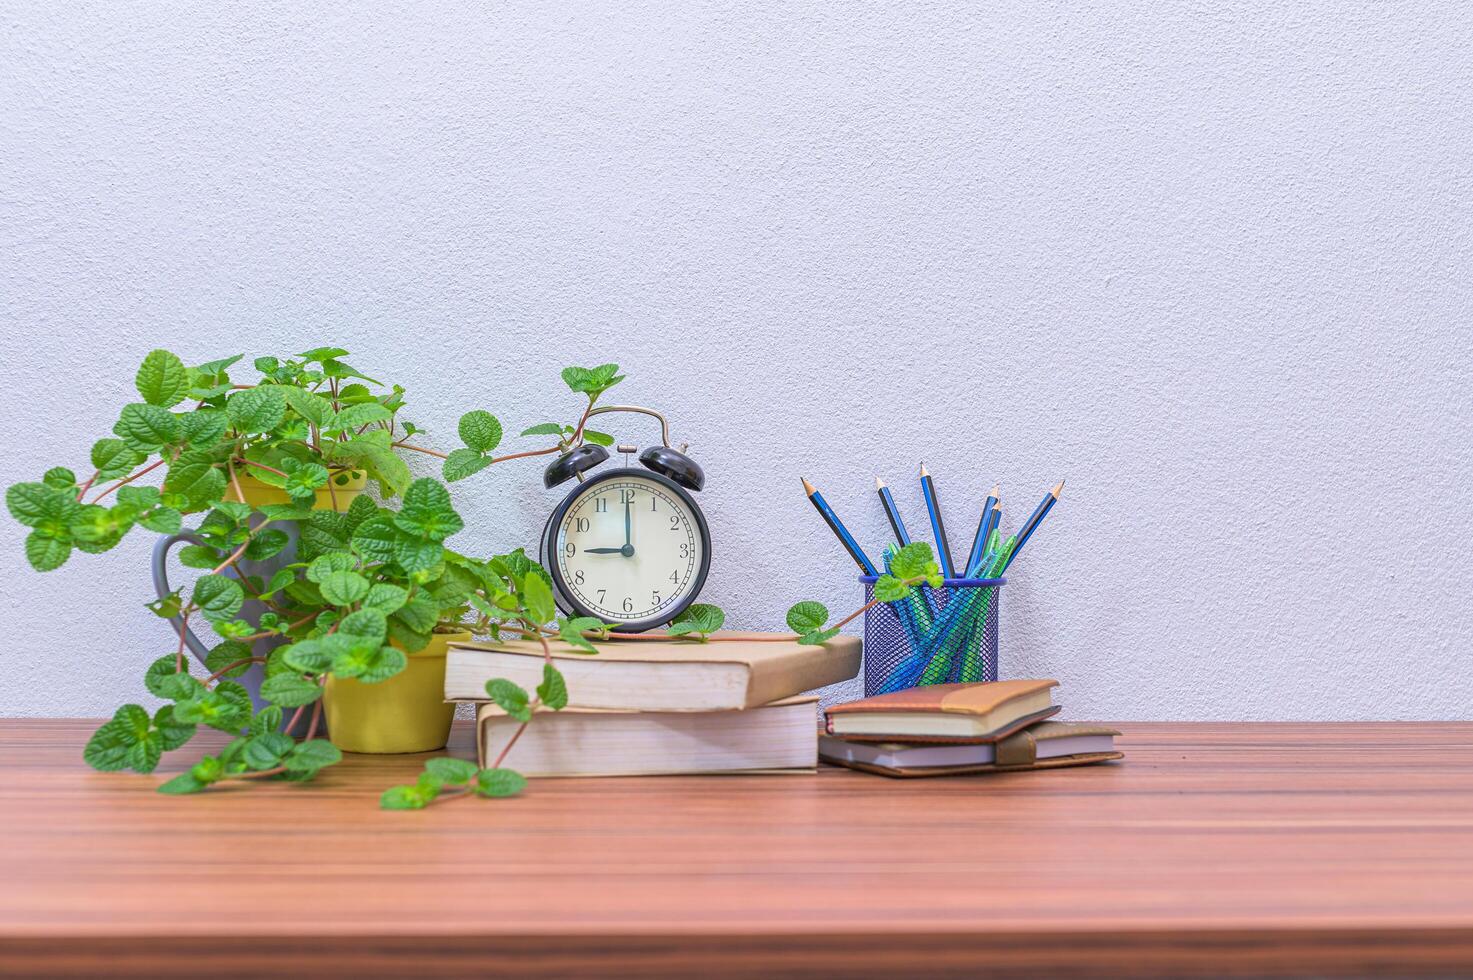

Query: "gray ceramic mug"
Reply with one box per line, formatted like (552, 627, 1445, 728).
(152, 521, 318, 735)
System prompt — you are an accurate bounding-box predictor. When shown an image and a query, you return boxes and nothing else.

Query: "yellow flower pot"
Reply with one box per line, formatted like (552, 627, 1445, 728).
(323, 630, 470, 754)
(225, 470, 367, 513)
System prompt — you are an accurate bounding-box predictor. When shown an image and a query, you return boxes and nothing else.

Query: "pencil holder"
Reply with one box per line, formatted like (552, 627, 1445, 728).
(859, 577, 1005, 696)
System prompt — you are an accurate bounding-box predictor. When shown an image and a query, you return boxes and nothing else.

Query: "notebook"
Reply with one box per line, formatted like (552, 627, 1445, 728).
(447, 632, 860, 711)
(475, 697, 820, 776)
(824, 679, 1059, 743)
(820, 721, 1122, 777)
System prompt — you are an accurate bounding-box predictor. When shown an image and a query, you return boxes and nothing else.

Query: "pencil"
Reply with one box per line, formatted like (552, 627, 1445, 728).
(1002, 481, 1063, 573)
(874, 476, 911, 546)
(802, 477, 879, 576)
(964, 484, 999, 577)
(919, 463, 956, 578)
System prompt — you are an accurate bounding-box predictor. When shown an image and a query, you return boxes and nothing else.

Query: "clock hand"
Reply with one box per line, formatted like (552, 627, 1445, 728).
(624, 496, 632, 549)
(585, 547, 625, 554)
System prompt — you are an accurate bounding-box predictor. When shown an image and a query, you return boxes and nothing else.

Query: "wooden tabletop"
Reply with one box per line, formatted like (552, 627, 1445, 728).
(2, 720, 1472, 977)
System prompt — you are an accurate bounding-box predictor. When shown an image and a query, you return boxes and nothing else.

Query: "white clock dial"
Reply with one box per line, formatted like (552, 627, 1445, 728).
(554, 475, 704, 624)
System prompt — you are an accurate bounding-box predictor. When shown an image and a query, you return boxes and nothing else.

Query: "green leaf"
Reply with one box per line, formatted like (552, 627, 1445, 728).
(157, 772, 208, 795)
(244, 527, 289, 560)
(361, 583, 409, 614)
(298, 346, 351, 363)
(798, 627, 842, 646)
(393, 478, 463, 542)
(306, 552, 356, 582)
(670, 603, 724, 638)
(521, 572, 555, 625)
(380, 783, 436, 810)
(205, 641, 253, 679)
(328, 402, 391, 432)
(90, 438, 145, 480)
(25, 531, 71, 571)
(42, 466, 76, 490)
(338, 608, 388, 644)
(394, 537, 443, 575)
(192, 574, 244, 623)
(259, 673, 322, 707)
(163, 458, 227, 510)
(83, 706, 148, 772)
(138, 506, 183, 534)
(114, 403, 181, 450)
(486, 678, 532, 722)
(353, 645, 407, 684)
(425, 757, 479, 785)
(537, 663, 569, 710)
(319, 570, 371, 606)
(286, 739, 341, 773)
(786, 601, 829, 635)
(242, 731, 295, 770)
(319, 357, 382, 385)
(581, 429, 614, 447)
(7, 481, 76, 528)
(145, 655, 201, 700)
(154, 705, 196, 750)
(226, 386, 287, 434)
(281, 387, 334, 427)
(176, 544, 219, 569)
(520, 422, 563, 437)
(561, 363, 624, 397)
(351, 514, 401, 563)
(299, 510, 349, 560)
(281, 639, 331, 673)
(392, 594, 440, 634)
(557, 616, 599, 654)
(179, 408, 228, 445)
(872, 574, 910, 602)
(172, 681, 251, 734)
(475, 768, 528, 798)
(136, 349, 190, 407)
(196, 353, 244, 376)
(281, 460, 329, 500)
(442, 448, 492, 482)
(457, 411, 503, 453)
(891, 541, 942, 585)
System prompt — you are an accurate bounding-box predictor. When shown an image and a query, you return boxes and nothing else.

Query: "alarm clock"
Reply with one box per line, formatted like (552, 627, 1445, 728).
(538, 405, 711, 632)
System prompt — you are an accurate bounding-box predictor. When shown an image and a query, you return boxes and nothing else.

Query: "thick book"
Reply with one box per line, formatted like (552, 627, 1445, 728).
(824, 679, 1060, 743)
(820, 721, 1122, 777)
(475, 697, 820, 776)
(447, 632, 860, 711)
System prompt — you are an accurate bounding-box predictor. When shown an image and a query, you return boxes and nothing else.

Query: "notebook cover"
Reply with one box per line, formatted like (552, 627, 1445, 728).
(825, 679, 1058, 718)
(825, 751, 1123, 778)
(820, 720, 1123, 776)
(825, 704, 1061, 744)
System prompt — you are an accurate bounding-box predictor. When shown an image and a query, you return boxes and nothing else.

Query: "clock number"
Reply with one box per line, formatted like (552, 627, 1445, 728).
(597, 590, 606, 604)
(574, 569, 585, 585)
(669, 515, 681, 530)
(679, 542, 691, 558)
(652, 591, 661, 606)
(650, 496, 657, 511)
(575, 518, 589, 532)
(622, 597, 634, 613)
(669, 571, 679, 584)
(618, 489, 635, 505)
(564, 542, 576, 557)
(595, 498, 608, 513)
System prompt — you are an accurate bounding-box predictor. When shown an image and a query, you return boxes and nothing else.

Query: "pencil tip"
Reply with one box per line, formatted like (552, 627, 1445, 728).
(1052, 480, 1065, 497)
(875, 475, 886, 489)
(801, 477, 817, 496)
(919, 462, 929, 477)
(990, 484, 999, 497)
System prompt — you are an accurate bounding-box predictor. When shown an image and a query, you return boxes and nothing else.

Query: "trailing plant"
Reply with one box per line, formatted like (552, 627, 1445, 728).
(6, 349, 631, 795)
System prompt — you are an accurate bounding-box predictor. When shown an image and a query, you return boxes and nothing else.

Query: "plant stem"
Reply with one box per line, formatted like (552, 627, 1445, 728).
(204, 657, 266, 685)
(238, 459, 287, 479)
(90, 458, 166, 504)
(227, 458, 245, 504)
(391, 441, 450, 460)
(75, 469, 100, 501)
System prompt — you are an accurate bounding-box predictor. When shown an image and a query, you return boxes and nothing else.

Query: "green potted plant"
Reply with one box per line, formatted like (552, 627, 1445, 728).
(6, 347, 629, 787)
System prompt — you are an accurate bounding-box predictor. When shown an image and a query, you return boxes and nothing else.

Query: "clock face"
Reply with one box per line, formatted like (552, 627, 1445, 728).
(551, 472, 708, 627)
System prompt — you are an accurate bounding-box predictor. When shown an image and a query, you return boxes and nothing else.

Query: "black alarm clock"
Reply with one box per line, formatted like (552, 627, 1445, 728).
(538, 405, 711, 633)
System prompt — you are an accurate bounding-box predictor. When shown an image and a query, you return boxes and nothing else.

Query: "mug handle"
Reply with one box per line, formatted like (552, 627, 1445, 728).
(151, 532, 215, 667)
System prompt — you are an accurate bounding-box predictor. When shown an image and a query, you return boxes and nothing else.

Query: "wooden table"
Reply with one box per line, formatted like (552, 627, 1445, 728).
(2, 720, 1471, 977)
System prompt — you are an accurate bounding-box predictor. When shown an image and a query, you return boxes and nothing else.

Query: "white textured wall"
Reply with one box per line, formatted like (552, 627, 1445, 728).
(2, 1, 1470, 719)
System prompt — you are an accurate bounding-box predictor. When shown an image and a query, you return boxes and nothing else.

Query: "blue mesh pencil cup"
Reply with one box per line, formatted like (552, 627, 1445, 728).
(860, 576, 1006, 696)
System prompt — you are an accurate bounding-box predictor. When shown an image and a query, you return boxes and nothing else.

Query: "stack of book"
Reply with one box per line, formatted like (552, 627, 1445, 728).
(445, 634, 861, 776)
(818, 679, 1122, 777)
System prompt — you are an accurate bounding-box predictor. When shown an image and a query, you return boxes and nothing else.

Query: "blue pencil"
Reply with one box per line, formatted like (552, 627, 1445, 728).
(968, 503, 1001, 576)
(1002, 480, 1063, 573)
(802, 477, 878, 576)
(918, 463, 956, 578)
(874, 476, 911, 546)
(964, 484, 999, 576)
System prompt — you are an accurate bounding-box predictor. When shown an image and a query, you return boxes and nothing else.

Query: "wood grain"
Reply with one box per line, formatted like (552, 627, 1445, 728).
(2, 720, 1472, 977)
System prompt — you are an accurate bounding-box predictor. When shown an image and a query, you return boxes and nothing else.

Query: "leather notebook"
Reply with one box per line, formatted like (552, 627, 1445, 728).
(820, 721, 1124, 778)
(824, 679, 1060, 744)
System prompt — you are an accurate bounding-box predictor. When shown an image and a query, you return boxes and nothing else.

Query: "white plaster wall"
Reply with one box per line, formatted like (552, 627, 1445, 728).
(2, 1, 1470, 719)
